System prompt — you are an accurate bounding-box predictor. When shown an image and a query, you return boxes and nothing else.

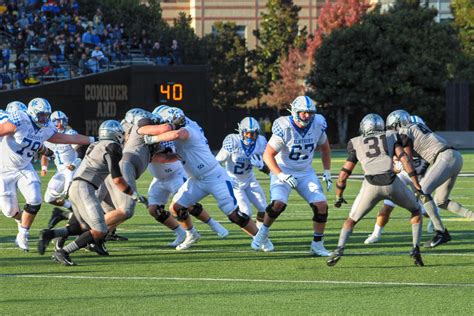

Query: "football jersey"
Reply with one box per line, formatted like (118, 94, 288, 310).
(173, 118, 218, 177)
(0, 110, 8, 142)
(43, 127, 78, 169)
(147, 141, 184, 179)
(216, 134, 267, 181)
(0, 111, 56, 169)
(74, 140, 122, 188)
(398, 123, 450, 164)
(122, 118, 154, 177)
(267, 115, 327, 175)
(347, 130, 399, 176)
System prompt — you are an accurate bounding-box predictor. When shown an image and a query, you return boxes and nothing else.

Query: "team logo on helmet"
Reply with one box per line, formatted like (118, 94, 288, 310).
(27, 98, 52, 128)
(6, 101, 27, 113)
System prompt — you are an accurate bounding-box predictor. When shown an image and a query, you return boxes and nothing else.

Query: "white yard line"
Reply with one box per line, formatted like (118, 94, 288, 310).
(0, 273, 473, 287)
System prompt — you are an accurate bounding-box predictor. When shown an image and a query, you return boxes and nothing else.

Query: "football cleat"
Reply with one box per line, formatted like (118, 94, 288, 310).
(105, 230, 128, 241)
(52, 249, 76, 266)
(38, 229, 54, 255)
(310, 241, 331, 257)
(251, 229, 268, 251)
(261, 238, 274, 252)
(364, 233, 381, 244)
(85, 241, 109, 256)
(176, 231, 201, 251)
(53, 237, 67, 251)
(210, 222, 229, 238)
(326, 247, 344, 267)
(15, 230, 29, 252)
(48, 208, 70, 229)
(410, 246, 424, 267)
(424, 229, 451, 248)
(168, 231, 186, 248)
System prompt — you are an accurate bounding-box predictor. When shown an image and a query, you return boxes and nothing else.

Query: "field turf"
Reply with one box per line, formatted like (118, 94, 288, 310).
(1, 150, 473, 314)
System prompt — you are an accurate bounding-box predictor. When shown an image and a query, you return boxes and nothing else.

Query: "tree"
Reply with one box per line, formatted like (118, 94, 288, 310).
(203, 22, 258, 110)
(265, 48, 308, 109)
(308, 0, 461, 144)
(168, 13, 206, 64)
(450, 0, 474, 81)
(253, 0, 307, 94)
(307, 0, 371, 62)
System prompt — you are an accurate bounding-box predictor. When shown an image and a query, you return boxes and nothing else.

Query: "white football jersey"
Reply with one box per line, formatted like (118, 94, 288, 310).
(0, 111, 56, 169)
(148, 161, 184, 179)
(0, 110, 8, 142)
(173, 118, 218, 177)
(267, 114, 327, 175)
(216, 134, 267, 182)
(43, 128, 78, 169)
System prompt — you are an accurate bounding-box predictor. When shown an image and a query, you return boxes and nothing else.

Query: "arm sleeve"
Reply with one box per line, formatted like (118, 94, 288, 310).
(346, 140, 358, 163)
(105, 142, 123, 179)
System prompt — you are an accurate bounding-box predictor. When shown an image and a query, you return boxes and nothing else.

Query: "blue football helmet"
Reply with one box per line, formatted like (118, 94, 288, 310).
(27, 98, 52, 128)
(6, 101, 27, 113)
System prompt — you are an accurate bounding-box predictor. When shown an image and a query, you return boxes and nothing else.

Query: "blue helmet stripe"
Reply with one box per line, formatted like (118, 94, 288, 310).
(249, 118, 253, 129)
(304, 96, 311, 109)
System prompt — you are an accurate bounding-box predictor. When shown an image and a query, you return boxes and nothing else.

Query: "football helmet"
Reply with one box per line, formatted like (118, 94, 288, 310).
(132, 109, 155, 125)
(410, 115, 425, 125)
(98, 120, 125, 144)
(51, 110, 68, 124)
(386, 110, 410, 131)
(359, 113, 385, 137)
(160, 107, 186, 129)
(237, 117, 259, 146)
(27, 98, 52, 128)
(290, 96, 316, 127)
(124, 108, 144, 124)
(6, 101, 27, 113)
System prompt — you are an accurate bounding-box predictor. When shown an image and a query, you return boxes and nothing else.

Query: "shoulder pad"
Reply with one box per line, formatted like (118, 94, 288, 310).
(223, 134, 238, 152)
(272, 117, 289, 138)
(314, 114, 327, 131)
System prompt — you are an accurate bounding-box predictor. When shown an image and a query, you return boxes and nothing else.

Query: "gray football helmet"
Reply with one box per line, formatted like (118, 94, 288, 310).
(386, 110, 411, 131)
(124, 108, 144, 124)
(359, 113, 385, 137)
(410, 115, 425, 125)
(99, 120, 125, 144)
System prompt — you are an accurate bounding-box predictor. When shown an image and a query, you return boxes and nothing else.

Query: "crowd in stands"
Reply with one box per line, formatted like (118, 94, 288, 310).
(0, 0, 184, 90)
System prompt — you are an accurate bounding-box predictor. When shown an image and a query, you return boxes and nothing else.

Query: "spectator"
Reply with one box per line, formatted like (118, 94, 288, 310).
(81, 28, 92, 47)
(140, 38, 152, 57)
(78, 52, 91, 75)
(151, 42, 169, 66)
(90, 29, 100, 46)
(15, 54, 29, 72)
(37, 54, 53, 76)
(91, 45, 108, 67)
(1, 44, 11, 71)
(87, 56, 100, 73)
(169, 39, 182, 65)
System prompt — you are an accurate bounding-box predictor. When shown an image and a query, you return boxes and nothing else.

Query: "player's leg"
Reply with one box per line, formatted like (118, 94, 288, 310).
(246, 179, 268, 229)
(434, 151, 472, 219)
(0, 171, 24, 248)
(45, 171, 73, 228)
(297, 172, 330, 256)
(170, 178, 205, 250)
(327, 181, 381, 266)
(365, 201, 394, 244)
(188, 202, 229, 238)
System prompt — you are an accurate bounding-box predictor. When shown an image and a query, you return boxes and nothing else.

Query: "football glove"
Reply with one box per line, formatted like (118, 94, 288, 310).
(322, 169, 332, 192)
(277, 172, 298, 188)
(250, 154, 264, 170)
(334, 195, 347, 208)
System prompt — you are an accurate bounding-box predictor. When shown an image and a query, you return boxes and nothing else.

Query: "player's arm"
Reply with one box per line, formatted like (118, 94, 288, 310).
(395, 144, 422, 191)
(48, 133, 94, 145)
(334, 141, 358, 207)
(147, 128, 190, 143)
(318, 136, 332, 191)
(137, 123, 173, 136)
(263, 144, 282, 175)
(40, 155, 49, 176)
(215, 147, 230, 164)
(0, 121, 17, 136)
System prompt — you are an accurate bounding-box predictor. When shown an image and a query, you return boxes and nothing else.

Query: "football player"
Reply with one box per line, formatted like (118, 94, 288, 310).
(387, 109, 469, 248)
(251, 96, 332, 255)
(0, 98, 93, 251)
(40, 111, 82, 229)
(327, 114, 425, 267)
(216, 117, 269, 227)
(144, 107, 272, 251)
(364, 115, 431, 244)
(40, 120, 141, 265)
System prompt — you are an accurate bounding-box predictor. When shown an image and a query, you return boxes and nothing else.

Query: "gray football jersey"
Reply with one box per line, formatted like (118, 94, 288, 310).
(398, 123, 449, 164)
(122, 118, 153, 177)
(348, 130, 399, 176)
(74, 140, 122, 188)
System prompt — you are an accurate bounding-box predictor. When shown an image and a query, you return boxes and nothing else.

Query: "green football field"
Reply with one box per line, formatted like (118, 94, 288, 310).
(1, 150, 473, 314)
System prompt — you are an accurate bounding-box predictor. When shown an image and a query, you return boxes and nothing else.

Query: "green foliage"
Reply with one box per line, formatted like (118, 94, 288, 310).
(308, 1, 461, 143)
(253, 0, 307, 94)
(450, 0, 474, 81)
(202, 22, 258, 110)
(167, 13, 206, 64)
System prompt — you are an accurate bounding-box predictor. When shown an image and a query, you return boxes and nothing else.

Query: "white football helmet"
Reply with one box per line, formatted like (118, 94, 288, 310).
(290, 96, 316, 127)
(386, 110, 411, 131)
(410, 115, 425, 125)
(160, 107, 186, 129)
(359, 113, 385, 137)
(51, 110, 68, 124)
(6, 101, 27, 113)
(237, 117, 259, 146)
(152, 105, 170, 122)
(99, 120, 125, 144)
(27, 98, 52, 128)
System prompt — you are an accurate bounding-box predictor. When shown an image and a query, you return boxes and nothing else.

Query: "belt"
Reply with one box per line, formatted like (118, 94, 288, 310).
(73, 177, 99, 190)
(433, 147, 455, 164)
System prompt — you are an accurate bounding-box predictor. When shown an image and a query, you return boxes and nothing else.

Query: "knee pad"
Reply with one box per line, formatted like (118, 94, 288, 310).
(153, 205, 171, 223)
(266, 201, 286, 219)
(256, 211, 265, 223)
(124, 207, 135, 220)
(189, 202, 203, 217)
(228, 208, 250, 228)
(174, 206, 189, 221)
(311, 204, 328, 223)
(23, 203, 41, 215)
